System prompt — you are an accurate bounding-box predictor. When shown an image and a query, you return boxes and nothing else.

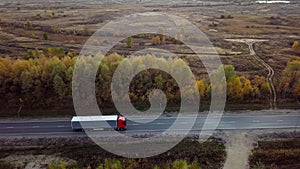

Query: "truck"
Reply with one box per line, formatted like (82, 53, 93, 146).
(71, 115, 127, 131)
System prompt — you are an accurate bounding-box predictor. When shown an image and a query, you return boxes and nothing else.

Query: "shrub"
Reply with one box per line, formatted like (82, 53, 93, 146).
(292, 41, 300, 51)
(0, 161, 14, 169)
(48, 160, 67, 169)
(31, 33, 38, 39)
(152, 35, 161, 45)
(82, 27, 90, 36)
(189, 157, 201, 169)
(26, 20, 32, 29)
(104, 159, 122, 169)
(172, 160, 188, 169)
(252, 162, 266, 169)
(126, 36, 133, 48)
(43, 32, 49, 40)
(154, 165, 160, 169)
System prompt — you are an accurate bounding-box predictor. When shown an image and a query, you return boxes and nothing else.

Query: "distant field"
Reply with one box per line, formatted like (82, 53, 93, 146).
(0, 1, 299, 114)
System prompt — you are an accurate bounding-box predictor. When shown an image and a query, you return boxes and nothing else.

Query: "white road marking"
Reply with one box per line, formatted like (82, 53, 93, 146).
(252, 120, 260, 123)
(6, 127, 14, 129)
(57, 125, 65, 128)
(32, 126, 40, 128)
(277, 120, 284, 122)
(180, 122, 188, 124)
(156, 123, 164, 125)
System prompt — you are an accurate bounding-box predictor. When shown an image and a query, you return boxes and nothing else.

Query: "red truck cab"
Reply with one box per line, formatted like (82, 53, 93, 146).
(116, 115, 127, 130)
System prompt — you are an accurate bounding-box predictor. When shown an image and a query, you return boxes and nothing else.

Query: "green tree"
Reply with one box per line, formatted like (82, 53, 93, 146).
(223, 65, 237, 83)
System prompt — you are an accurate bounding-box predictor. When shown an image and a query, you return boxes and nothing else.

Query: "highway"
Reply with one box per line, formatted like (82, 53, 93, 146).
(0, 114, 299, 136)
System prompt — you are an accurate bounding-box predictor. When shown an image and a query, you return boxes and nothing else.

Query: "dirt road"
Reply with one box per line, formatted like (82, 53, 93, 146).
(225, 39, 277, 109)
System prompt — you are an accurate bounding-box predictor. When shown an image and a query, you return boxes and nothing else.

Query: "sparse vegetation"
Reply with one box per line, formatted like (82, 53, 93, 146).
(249, 138, 300, 169)
(252, 162, 266, 169)
(31, 33, 38, 39)
(43, 32, 49, 40)
(126, 36, 133, 48)
(82, 27, 91, 36)
(26, 20, 32, 29)
(152, 35, 161, 45)
(0, 161, 14, 169)
(58, 139, 225, 169)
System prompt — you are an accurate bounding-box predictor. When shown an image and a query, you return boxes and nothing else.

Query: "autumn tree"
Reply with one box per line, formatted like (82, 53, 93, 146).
(196, 80, 206, 98)
(261, 82, 271, 99)
(231, 77, 243, 100)
(152, 35, 161, 45)
(243, 79, 253, 99)
(280, 60, 300, 98)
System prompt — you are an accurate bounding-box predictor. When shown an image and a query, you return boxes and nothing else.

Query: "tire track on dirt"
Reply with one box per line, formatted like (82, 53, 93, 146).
(225, 39, 276, 109)
(248, 42, 277, 109)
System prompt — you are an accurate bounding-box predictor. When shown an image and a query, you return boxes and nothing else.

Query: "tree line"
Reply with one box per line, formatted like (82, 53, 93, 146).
(0, 49, 298, 112)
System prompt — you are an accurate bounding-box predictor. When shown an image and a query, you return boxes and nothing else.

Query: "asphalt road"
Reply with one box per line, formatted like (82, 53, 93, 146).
(0, 114, 299, 136)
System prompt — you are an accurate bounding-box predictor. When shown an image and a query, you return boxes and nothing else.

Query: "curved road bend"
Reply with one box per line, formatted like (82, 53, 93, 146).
(0, 115, 299, 136)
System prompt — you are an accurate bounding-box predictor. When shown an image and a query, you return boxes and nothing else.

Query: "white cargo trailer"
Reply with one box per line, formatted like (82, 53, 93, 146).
(71, 115, 127, 131)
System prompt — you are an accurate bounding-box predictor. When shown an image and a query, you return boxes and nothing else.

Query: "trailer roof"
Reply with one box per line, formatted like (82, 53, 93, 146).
(71, 115, 118, 122)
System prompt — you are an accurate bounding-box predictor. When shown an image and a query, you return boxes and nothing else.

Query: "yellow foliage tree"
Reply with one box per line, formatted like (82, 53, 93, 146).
(243, 79, 253, 98)
(196, 80, 206, 97)
(232, 77, 244, 100)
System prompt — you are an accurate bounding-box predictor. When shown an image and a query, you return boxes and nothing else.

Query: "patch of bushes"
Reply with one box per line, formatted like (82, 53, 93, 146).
(59, 140, 226, 169)
(249, 138, 300, 169)
(0, 161, 14, 169)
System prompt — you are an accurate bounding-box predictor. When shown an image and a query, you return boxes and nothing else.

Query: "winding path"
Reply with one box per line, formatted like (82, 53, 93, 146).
(248, 41, 277, 109)
(225, 39, 277, 109)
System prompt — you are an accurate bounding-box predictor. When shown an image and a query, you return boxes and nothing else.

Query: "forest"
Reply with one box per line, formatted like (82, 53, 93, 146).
(0, 48, 299, 114)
